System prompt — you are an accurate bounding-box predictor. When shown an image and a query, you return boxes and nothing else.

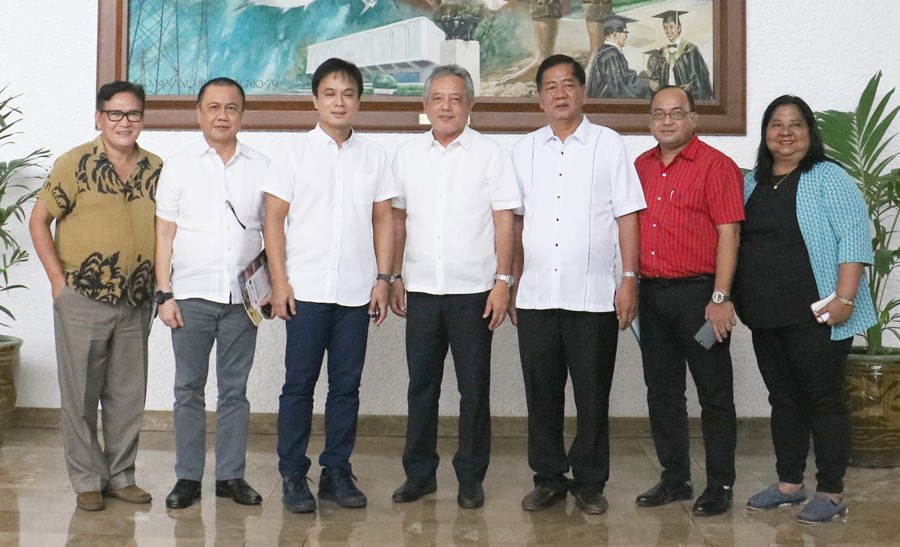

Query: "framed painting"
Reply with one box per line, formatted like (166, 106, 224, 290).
(97, 0, 745, 134)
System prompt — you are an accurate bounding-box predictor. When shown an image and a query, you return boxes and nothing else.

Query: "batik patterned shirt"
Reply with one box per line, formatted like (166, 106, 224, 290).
(38, 136, 161, 307)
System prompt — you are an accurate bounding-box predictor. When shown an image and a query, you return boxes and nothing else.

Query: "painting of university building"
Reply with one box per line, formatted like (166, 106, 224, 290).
(127, 0, 714, 100)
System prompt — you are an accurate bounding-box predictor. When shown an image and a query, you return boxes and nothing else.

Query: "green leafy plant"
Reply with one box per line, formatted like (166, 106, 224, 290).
(816, 72, 900, 354)
(0, 87, 49, 324)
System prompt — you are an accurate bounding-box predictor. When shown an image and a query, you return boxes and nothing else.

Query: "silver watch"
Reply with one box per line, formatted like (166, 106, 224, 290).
(711, 290, 731, 304)
(494, 274, 514, 288)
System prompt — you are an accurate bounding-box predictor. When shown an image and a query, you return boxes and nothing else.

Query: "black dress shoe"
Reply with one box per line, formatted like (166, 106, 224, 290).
(573, 486, 609, 515)
(457, 481, 485, 509)
(215, 478, 262, 505)
(166, 479, 202, 509)
(521, 485, 568, 511)
(692, 484, 733, 516)
(391, 477, 437, 503)
(635, 479, 693, 507)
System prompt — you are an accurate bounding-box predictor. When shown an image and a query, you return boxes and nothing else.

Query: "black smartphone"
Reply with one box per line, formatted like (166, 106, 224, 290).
(694, 320, 717, 350)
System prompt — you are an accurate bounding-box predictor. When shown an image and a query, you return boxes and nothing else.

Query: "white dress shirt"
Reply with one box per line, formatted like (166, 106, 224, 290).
(261, 125, 398, 306)
(392, 126, 521, 295)
(512, 117, 646, 312)
(156, 137, 268, 304)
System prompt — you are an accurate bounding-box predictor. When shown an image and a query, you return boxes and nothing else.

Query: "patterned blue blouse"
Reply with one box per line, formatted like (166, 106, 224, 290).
(745, 161, 877, 341)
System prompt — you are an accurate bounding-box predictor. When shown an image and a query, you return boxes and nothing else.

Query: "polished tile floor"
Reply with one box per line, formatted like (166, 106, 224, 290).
(0, 427, 897, 546)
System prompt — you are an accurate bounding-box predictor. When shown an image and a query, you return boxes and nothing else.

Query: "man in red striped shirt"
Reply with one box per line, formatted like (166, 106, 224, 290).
(633, 85, 744, 517)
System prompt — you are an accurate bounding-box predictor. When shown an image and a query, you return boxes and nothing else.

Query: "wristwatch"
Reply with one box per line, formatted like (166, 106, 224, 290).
(622, 271, 640, 282)
(391, 273, 403, 284)
(711, 290, 731, 304)
(494, 273, 515, 288)
(154, 290, 174, 305)
(836, 295, 855, 307)
(376, 273, 392, 285)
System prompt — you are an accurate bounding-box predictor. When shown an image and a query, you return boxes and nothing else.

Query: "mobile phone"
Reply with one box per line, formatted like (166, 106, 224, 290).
(694, 320, 717, 350)
(811, 292, 835, 323)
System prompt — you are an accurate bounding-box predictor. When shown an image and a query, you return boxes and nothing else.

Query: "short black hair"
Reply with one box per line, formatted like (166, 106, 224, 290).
(197, 77, 246, 107)
(536, 54, 586, 89)
(755, 95, 829, 184)
(96, 81, 145, 111)
(312, 58, 364, 98)
(652, 85, 696, 111)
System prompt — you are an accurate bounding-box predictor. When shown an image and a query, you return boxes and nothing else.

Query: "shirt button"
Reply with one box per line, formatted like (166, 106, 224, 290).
(657, 196, 662, 201)
(651, 251, 656, 256)
(662, 173, 667, 177)
(653, 223, 657, 228)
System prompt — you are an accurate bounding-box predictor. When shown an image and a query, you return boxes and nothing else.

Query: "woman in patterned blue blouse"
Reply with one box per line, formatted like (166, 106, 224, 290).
(733, 95, 876, 524)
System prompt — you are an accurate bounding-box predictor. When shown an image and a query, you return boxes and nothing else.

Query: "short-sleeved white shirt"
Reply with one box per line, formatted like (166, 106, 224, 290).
(392, 126, 522, 295)
(260, 125, 399, 306)
(156, 137, 268, 304)
(512, 117, 647, 312)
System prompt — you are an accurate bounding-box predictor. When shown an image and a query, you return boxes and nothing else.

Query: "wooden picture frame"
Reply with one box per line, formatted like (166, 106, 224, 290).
(97, 0, 745, 135)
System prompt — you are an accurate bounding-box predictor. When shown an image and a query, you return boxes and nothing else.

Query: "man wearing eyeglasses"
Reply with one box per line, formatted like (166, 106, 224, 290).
(586, 14, 650, 99)
(633, 85, 743, 517)
(29, 81, 162, 512)
(154, 77, 268, 510)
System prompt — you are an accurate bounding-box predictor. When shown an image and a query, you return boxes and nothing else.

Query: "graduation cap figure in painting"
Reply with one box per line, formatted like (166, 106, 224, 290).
(652, 9, 713, 100)
(587, 14, 652, 99)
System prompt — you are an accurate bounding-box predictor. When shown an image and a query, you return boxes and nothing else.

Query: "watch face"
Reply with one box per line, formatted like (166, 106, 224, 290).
(712, 291, 725, 304)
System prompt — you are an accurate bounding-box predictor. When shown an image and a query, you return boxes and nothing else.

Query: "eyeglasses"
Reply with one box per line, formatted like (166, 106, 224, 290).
(650, 109, 693, 121)
(100, 109, 144, 122)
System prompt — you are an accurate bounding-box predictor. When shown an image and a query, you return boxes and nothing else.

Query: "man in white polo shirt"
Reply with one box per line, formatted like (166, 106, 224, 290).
(155, 77, 268, 509)
(511, 55, 645, 515)
(262, 58, 397, 514)
(389, 64, 521, 509)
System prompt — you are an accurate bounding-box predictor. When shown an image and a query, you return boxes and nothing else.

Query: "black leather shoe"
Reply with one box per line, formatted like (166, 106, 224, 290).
(215, 478, 262, 506)
(166, 479, 202, 509)
(692, 484, 733, 516)
(391, 477, 437, 503)
(521, 485, 568, 511)
(457, 481, 485, 509)
(573, 486, 609, 515)
(635, 479, 693, 507)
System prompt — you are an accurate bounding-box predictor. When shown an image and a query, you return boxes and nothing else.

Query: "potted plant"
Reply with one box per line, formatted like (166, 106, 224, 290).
(816, 71, 900, 467)
(0, 87, 49, 438)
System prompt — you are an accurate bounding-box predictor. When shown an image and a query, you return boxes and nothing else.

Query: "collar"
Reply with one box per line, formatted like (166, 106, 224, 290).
(650, 134, 701, 163)
(429, 125, 473, 151)
(94, 135, 143, 161)
(312, 123, 355, 149)
(604, 40, 624, 53)
(538, 116, 591, 144)
(190, 135, 250, 161)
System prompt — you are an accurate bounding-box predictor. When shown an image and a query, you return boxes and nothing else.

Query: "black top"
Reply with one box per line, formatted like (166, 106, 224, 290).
(733, 170, 821, 328)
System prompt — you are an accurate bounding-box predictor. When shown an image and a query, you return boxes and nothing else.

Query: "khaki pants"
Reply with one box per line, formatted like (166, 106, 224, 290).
(53, 286, 150, 493)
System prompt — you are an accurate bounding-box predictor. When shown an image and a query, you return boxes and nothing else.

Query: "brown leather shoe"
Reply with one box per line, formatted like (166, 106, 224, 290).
(107, 484, 152, 504)
(76, 491, 105, 511)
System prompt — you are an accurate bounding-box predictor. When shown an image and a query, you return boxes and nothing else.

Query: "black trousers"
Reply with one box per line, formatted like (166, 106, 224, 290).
(750, 322, 852, 493)
(517, 308, 619, 491)
(401, 291, 493, 484)
(639, 277, 737, 487)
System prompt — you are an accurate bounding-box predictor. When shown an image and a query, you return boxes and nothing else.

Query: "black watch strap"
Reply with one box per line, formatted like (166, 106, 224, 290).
(376, 273, 392, 285)
(154, 290, 174, 305)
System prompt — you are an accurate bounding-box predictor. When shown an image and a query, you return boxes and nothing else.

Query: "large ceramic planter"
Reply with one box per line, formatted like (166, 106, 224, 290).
(844, 351, 900, 467)
(0, 335, 22, 441)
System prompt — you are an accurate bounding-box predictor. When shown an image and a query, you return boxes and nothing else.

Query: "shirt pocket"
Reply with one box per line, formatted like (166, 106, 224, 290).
(352, 173, 377, 207)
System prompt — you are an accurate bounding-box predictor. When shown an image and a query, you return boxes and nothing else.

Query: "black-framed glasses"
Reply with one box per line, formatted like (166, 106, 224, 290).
(650, 109, 693, 121)
(100, 109, 144, 122)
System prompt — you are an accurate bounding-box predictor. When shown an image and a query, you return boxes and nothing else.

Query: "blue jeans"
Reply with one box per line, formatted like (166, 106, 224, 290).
(171, 299, 258, 481)
(277, 301, 369, 479)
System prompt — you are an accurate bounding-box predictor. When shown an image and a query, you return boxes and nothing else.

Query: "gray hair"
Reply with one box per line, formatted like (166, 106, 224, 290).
(424, 65, 475, 102)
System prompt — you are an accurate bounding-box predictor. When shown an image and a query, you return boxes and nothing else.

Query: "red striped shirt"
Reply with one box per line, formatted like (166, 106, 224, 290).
(635, 136, 744, 278)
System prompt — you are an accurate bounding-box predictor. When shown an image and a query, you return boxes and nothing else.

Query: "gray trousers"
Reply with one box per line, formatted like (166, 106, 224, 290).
(171, 298, 257, 481)
(53, 286, 150, 493)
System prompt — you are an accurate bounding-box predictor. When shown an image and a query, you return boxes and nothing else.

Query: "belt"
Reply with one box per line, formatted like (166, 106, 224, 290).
(641, 275, 714, 286)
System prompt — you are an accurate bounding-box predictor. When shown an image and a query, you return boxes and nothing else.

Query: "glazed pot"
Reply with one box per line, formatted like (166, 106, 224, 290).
(845, 351, 900, 467)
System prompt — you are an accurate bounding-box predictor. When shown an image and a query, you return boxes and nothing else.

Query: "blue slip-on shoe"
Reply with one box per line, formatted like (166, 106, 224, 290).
(796, 493, 848, 523)
(747, 484, 807, 511)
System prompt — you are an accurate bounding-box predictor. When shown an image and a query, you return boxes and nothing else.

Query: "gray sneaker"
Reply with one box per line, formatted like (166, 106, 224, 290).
(796, 493, 848, 523)
(747, 484, 807, 511)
